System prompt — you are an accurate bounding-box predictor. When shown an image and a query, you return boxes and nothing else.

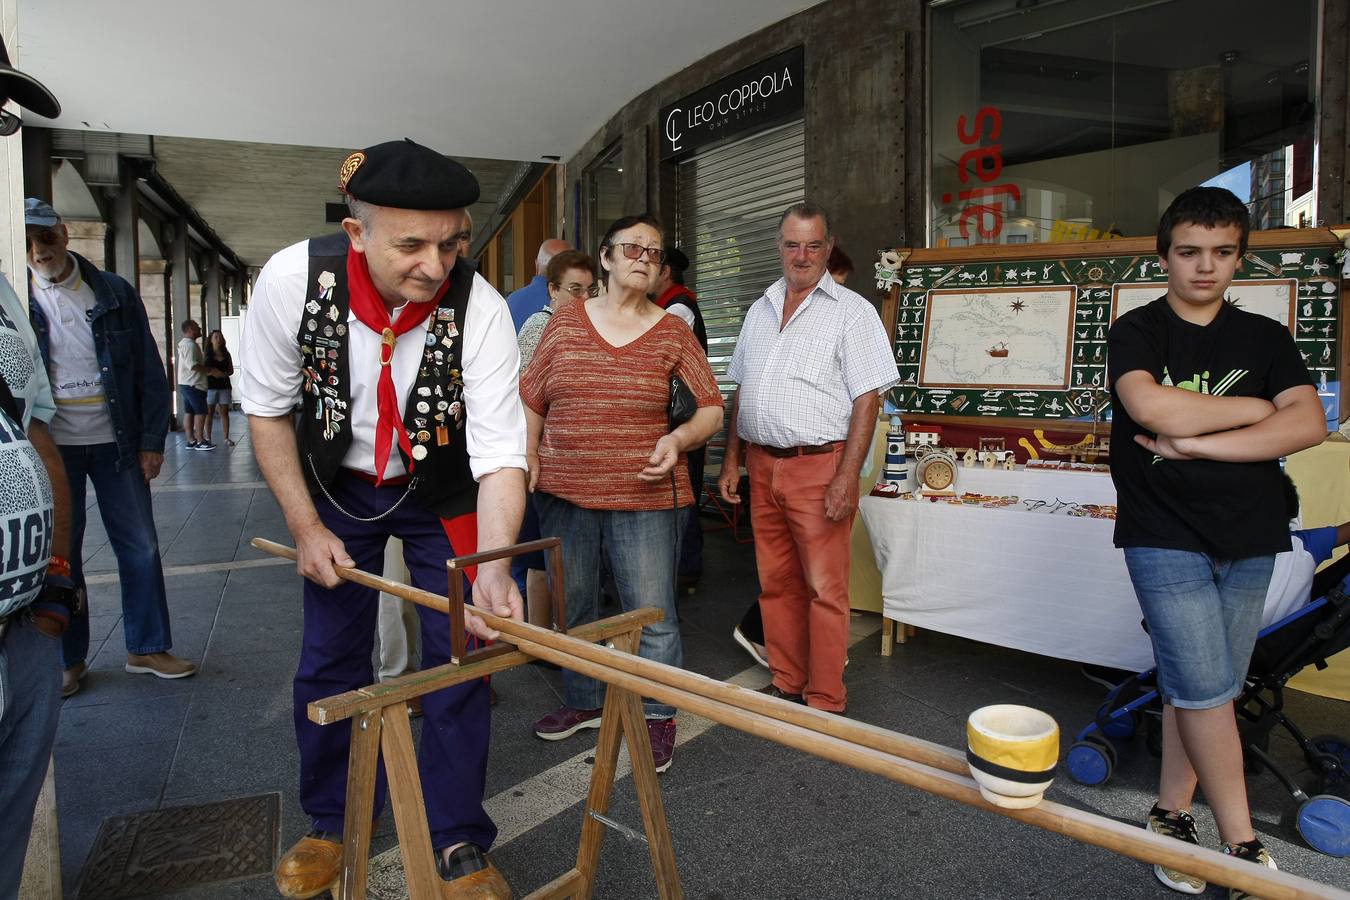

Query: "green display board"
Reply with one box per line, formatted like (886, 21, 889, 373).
(875, 233, 1344, 425)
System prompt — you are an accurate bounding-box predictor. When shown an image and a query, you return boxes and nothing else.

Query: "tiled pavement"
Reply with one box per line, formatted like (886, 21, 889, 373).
(51, 430, 1348, 898)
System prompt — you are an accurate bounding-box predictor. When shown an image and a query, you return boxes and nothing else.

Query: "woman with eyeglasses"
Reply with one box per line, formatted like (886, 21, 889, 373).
(517, 249, 597, 375)
(519, 214, 722, 773)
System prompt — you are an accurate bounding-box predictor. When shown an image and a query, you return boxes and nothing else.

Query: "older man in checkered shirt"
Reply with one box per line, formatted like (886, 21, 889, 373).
(718, 202, 898, 714)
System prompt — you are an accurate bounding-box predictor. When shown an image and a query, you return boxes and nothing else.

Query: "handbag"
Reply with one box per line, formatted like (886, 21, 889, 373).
(668, 374, 697, 430)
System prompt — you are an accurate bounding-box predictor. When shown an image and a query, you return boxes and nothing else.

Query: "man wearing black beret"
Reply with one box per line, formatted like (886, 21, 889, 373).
(241, 139, 524, 898)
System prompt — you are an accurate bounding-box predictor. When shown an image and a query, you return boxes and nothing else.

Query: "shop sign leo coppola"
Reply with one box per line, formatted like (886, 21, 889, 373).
(660, 46, 804, 159)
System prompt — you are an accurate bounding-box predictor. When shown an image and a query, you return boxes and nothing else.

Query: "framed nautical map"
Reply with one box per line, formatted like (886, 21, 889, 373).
(1112, 279, 1298, 331)
(919, 287, 1075, 389)
(876, 228, 1345, 426)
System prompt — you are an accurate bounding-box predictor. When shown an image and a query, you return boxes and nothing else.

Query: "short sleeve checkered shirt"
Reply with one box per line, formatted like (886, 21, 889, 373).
(727, 272, 898, 448)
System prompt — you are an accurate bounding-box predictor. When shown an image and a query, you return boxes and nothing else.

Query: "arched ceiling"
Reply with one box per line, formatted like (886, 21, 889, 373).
(17, 0, 819, 162)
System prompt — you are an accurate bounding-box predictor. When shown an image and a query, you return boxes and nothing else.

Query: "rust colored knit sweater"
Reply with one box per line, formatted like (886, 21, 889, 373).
(520, 301, 721, 510)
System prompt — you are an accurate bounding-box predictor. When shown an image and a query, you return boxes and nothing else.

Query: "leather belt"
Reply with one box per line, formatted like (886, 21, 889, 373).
(341, 467, 411, 487)
(756, 441, 844, 458)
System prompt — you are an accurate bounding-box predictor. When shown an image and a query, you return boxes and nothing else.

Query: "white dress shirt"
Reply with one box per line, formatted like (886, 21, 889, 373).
(727, 271, 898, 448)
(240, 239, 526, 480)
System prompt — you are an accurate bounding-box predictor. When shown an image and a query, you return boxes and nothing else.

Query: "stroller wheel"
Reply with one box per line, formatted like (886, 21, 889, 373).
(1295, 794, 1350, 857)
(1067, 739, 1115, 786)
(1310, 734, 1350, 768)
(1311, 750, 1346, 789)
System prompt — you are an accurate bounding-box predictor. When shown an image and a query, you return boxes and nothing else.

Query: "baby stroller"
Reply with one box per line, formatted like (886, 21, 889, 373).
(1065, 553, 1350, 857)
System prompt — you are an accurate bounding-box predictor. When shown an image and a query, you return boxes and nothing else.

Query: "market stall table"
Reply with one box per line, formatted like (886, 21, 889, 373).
(859, 465, 1157, 671)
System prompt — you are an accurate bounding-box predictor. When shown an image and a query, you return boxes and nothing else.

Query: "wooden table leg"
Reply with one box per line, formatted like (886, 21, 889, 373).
(339, 710, 382, 900)
(881, 616, 896, 656)
(574, 631, 640, 897)
(615, 685, 682, 899)
(380, 703, 442, 900)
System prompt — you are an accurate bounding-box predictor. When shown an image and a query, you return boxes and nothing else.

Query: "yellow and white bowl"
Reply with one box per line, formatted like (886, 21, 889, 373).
(966, 704, 1059, 809)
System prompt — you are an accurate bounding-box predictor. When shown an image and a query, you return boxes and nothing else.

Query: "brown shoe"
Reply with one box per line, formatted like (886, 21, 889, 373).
(438, 843, 511, 899)
(62, 662, 88, 699)
(757, 682, 805, 704)
(275, 832, 343, 898)
(125, 652, 198, 679)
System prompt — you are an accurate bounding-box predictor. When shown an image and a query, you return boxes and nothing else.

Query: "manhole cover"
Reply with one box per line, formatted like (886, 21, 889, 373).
(77, 793, 280, 899)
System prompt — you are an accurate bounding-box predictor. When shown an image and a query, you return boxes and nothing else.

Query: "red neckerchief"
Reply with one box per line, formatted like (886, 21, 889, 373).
(345, 247, 448, 484)
(654, 284, 695, 310)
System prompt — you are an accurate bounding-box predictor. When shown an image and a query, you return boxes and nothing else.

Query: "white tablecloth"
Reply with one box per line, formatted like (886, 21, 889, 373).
(859, 466, 1158, 671)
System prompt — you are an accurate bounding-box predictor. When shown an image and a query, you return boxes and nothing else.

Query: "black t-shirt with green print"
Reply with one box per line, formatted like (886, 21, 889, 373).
(1108, 297, 1314, 558)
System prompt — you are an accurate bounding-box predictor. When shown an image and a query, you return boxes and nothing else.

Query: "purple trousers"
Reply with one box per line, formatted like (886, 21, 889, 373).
(297, 472, 494, 850)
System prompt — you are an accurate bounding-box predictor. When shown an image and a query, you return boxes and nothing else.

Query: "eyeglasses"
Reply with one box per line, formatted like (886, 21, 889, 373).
(554, 281, 599, 298)
(610, 242, 666, 265)
(25, 228, 62, 251)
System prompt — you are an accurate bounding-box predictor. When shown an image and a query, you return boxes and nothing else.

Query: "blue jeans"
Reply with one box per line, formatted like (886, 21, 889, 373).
(60, 443, 172, 668)
(535, 493, 685, 718)
(1123, 548, 1274, 709)
(0, 616, 62, 897)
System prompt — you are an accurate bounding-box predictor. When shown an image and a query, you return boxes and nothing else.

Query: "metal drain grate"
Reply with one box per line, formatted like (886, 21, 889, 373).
(77, 793, 280, 899)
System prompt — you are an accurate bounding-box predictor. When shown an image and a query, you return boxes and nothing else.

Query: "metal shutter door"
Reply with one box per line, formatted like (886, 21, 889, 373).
(676, 119, 805, 396)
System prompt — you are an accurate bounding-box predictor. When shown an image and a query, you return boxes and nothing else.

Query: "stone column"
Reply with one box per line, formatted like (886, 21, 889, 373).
(109, 162, 139, 289)
(168, 221, 189, 386)
(203, 251, 221, 332)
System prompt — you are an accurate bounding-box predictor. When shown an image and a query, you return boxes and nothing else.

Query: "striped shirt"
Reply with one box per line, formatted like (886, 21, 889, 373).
(728, 272, 898, 448)
(520, 301, 722, 510)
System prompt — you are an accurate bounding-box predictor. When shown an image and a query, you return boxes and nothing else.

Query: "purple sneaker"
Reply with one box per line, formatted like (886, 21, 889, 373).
(647, 717, 676, 773)
(533, 705, 603, 741)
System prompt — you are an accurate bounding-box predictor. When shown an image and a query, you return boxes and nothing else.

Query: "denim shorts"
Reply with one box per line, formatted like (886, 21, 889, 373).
(177, 384, 207, 415)
(205, 388, 232, 407)
(1123, 547, 1274, 709)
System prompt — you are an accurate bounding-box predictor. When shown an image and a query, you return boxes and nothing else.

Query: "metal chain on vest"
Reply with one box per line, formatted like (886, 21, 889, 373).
(307, 454, 414, 523)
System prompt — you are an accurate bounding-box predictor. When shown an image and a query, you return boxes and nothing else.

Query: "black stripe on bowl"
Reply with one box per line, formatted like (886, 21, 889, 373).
(966, 749, 1057, 785)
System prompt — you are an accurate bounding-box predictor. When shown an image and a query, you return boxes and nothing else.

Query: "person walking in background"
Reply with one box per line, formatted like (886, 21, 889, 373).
(203, 328, 236, 447)
(176, 319, 212, 450)
(718, 208, 897, 715)
(522, 214, 722, 773)
(25, 198, 195, 697)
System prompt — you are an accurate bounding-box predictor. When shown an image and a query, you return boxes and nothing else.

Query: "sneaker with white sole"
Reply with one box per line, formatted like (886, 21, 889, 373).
(1223, 839, 1277, 900)
(732, 626, 769, 669)
(647, 717, 676, 773)
(1146, 806, 1206, 894)
(125, 652, 198, 679)
(533, 705, 602, 740)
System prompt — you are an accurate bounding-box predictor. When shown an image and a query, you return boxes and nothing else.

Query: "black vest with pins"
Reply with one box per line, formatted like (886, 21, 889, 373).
(296, 233, 478, 519)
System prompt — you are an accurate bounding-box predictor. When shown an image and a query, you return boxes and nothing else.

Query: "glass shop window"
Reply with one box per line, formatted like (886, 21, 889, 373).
(584, 140, 625, 253)
(499, 222, 515, 295)
(929, 0, 1319, 246)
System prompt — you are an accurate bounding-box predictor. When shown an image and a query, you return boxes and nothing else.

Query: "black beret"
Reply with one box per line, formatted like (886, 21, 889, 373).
(665, 246, 689, 273)
(339, 138, 479, 210)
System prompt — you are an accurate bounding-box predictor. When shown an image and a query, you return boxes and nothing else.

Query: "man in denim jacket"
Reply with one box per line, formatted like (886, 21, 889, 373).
(26, 198, 194, 696)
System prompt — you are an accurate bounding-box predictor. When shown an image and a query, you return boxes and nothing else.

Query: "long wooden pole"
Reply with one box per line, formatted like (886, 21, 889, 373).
(510, 633, 1341, 900)
(252, 538, 966, 775)
(251, 539, 1346, 900)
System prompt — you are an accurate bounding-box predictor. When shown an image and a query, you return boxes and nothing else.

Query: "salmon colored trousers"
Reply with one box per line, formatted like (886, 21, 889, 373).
(747, 443, 852, 711)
